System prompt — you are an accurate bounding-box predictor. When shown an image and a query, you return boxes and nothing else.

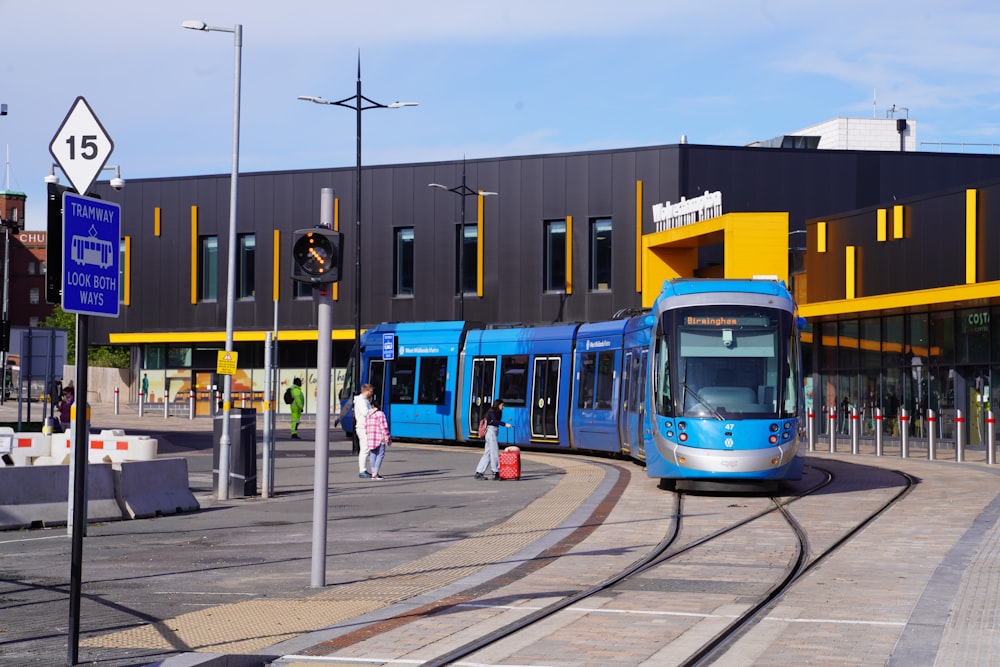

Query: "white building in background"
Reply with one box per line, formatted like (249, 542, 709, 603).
(749, 116, 916, 152)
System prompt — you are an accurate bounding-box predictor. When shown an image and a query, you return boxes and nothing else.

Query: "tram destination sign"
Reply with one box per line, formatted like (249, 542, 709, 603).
(62, 192, 120, 318)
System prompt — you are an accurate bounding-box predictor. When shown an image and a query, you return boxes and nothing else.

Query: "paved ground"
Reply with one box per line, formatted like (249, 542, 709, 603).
(3, 400, 1000, 666)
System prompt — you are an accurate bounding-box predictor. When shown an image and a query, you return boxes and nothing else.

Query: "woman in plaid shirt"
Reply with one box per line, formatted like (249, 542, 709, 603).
(364, 399, 391, 480)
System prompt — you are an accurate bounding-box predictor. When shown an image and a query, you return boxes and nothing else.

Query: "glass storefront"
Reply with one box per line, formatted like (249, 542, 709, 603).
(809, 306, 1000, 443)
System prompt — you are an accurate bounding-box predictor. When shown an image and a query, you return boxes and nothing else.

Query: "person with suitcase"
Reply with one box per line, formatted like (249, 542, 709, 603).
(474, 399, 509, 481)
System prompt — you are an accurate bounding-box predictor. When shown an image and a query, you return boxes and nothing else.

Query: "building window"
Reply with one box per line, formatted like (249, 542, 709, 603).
(29, 317, 39, 327)
(293, 281, 313, 299)
(395, 227, 414, 296)
(590, 218, 612, 291)
(27, 261, 35, 276)
(544, 219, 567, 292)
(29, 288, 39, 305)
(456, 224, 477, 296)
(238, 233, 256, 299)
(199, 236, 218, 301)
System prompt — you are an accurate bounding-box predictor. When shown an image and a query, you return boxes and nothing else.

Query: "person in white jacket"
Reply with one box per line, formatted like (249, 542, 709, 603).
(353, 384, 374, 478)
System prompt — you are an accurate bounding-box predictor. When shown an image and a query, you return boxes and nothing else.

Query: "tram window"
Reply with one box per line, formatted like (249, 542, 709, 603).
(417, 356, 447, 405)
(390, 357, 416, 404)
(499, 355, 528, 406)
(595, 351, 615, 409)
(577, 353, 596, 409)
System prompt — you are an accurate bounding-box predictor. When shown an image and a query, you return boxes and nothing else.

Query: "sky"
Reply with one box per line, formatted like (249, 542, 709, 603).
(3, 0, 1000, 229)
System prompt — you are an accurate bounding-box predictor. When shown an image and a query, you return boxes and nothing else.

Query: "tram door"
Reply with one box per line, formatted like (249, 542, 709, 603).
(531, 356, 561, 440)
(369, 359, 388, 410)
(619, 351, 645, 457)
(470, 357, 496, 437)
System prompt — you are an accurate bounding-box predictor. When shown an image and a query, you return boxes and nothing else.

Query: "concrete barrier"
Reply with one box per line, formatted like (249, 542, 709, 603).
(0, 464, 123, 530)
(2, 432, 53, 467)
(115, 458, 200, 519)
(47, 429, 158, 465)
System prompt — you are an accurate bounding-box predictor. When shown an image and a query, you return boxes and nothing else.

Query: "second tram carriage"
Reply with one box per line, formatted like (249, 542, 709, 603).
(342, 277, 805, 486)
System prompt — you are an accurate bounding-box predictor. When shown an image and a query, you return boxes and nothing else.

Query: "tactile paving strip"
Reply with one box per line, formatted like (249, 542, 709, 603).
(82, 452, 604, 654)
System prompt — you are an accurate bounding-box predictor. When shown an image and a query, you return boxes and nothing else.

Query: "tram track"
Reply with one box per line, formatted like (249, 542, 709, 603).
(418, 462, 915, 667)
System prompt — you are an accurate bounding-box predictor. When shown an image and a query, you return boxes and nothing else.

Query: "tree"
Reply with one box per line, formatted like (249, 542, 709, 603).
(42, 305, 130, 369)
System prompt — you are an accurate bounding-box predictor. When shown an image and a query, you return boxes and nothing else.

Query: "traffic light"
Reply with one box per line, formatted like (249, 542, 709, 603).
(291, 227, 344, 284)
(46, 182, 72, 304)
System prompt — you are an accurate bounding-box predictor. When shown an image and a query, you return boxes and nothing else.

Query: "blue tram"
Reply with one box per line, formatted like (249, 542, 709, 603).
(343, 277, 804, 485)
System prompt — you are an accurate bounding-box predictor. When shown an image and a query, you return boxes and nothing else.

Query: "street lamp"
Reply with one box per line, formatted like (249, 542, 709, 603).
(182, 19, 242, 501)
(298, 56, 416, 403)
(429, 160, 497, 320)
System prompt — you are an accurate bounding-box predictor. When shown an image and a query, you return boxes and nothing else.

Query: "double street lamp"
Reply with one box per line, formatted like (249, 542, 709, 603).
(429, 161, 497, 320)
(182, 19, 242, 501)
(298, 58, 416, 401)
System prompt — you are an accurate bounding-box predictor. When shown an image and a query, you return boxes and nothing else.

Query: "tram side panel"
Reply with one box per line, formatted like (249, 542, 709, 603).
(569, 319, 629, 453)
(359, 322, 468, 442)
(461, 324, 580, 450)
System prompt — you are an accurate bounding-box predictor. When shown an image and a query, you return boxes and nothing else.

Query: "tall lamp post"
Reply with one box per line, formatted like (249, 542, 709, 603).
(182, 19, 242, 501)
(298, 57, 416, 403)
(429, 160, 497, 320)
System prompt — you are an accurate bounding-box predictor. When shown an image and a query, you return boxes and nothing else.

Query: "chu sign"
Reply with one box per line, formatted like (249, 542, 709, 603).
(61, 192, 121, 318)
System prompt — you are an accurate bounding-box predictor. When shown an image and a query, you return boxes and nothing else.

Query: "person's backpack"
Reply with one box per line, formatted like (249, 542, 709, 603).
(283, 387, 294, 405)
(477, 417, 487, 438)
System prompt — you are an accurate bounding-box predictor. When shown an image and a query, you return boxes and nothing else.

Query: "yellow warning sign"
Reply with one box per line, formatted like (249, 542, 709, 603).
(217, 350, 238, 375)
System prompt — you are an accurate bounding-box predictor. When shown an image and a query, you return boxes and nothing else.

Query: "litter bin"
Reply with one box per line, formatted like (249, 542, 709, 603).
(213, 407, 257, 497)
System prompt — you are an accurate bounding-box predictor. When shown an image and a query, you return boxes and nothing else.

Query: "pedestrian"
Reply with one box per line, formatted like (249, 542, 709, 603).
(57, 387, 74, 433)
(354, 383, 374, 478)
(141, 373, 149, 403)
(475, 399, 510, 481)
(365, 397, 391, 480)
(289, 378, 305, 439)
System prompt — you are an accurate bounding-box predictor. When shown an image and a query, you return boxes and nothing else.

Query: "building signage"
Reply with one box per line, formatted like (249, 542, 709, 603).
(652, 190, 723, 231)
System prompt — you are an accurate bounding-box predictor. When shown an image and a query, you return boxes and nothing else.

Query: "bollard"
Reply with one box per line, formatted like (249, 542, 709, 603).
(927, 408, 937, 460)
(807, 411, 815, 452)
(138, 392, 144, 418)
(955, 408, 965, 462)
(850, 406, 860, 454)
(900, 408, 910, 458)
(164, 394, 169, 419)
(189, 391, 196, 420)
(874, 407, 883, 456)
(829, 408, 837, 453)
(987, 410, 996, 465)
(114, 386, 120, 416)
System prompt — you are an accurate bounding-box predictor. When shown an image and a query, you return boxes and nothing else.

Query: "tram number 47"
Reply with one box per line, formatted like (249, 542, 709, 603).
(65, 135, 100, 160)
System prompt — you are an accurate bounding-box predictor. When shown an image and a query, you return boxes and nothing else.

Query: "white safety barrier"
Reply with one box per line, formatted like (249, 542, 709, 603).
(115, 458, 200, 519)
(0, 464, 122, 530)
(46, 429, 158, 465)
(1, 432, 54, 467)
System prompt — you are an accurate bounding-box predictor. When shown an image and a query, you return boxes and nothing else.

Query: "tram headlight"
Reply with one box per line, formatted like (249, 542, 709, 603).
(769, 435, 778, 444)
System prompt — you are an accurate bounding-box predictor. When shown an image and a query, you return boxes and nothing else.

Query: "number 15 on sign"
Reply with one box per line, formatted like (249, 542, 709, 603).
(49, 96, 115, 196)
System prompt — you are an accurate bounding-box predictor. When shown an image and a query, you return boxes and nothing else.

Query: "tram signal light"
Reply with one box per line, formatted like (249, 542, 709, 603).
(291, 227, 343, 284)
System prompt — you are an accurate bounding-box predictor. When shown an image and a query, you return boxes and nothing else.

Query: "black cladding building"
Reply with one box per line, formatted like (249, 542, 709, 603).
(84, 130, 1000, 424)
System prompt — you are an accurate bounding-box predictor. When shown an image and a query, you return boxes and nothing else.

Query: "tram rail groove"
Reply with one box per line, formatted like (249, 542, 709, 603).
(418, 463, 913, 667)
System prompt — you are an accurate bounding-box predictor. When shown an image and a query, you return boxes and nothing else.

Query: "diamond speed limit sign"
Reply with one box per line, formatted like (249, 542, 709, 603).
(49, 96, 114, 196)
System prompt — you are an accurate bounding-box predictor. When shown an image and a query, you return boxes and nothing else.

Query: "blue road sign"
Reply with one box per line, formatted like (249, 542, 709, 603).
(382, 333, 395, 360)
(62, 192, 120, 317)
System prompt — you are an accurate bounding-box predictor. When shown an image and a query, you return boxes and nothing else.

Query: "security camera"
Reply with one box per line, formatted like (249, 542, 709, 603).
(109, 177, 125, 191)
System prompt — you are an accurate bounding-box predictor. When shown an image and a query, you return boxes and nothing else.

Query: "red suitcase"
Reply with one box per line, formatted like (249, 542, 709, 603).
(498, 448, 521, 480)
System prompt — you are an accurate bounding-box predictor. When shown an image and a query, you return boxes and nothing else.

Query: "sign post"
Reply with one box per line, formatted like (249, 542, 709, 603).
(50, 96, 116, 667)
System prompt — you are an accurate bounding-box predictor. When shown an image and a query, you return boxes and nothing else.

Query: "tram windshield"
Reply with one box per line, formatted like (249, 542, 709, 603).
(655, 306, 797, 419)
